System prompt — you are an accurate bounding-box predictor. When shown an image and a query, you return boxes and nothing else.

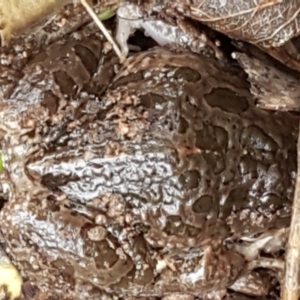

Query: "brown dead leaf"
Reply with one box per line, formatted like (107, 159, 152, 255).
(281, 122, 300, 300)
(0, 0, 71, 45)
(0, 245, 22, 299)
(189, 0, 300, 48)
(233, 52, 300, 111)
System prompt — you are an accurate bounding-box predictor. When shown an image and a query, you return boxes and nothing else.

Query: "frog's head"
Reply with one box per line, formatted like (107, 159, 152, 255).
(0, 98, 52, 202)
(0, 95, 49, 189)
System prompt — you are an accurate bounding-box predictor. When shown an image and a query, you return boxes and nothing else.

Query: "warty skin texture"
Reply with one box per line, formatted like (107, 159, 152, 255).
(0, 31, 298, 299)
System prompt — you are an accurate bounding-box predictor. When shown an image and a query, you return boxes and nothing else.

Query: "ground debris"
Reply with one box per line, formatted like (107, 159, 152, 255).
(0, 0, 71, 44)
(281, 120, 300, 300)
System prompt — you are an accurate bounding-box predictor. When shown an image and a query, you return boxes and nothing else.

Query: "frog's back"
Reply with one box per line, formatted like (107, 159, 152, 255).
(0, 47, 297, 299)
(6, 46, 297, 241)
(97, 49, 297, 240)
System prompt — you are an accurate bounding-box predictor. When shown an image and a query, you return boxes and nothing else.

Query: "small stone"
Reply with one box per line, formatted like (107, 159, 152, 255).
(87, 226, 107, 241)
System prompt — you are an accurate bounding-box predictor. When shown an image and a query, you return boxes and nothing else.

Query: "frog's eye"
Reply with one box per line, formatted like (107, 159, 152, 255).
(98, 9, 116, 21)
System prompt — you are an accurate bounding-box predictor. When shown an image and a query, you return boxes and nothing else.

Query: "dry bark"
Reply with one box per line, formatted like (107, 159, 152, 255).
(281, 120, 300, 300)
(188, 0, 300, 48)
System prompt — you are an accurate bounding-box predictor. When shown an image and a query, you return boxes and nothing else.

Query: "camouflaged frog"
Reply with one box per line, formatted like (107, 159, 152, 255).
(0, 29, 297, 299)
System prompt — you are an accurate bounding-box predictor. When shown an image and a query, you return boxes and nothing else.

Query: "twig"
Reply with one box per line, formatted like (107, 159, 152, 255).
(80, 0, 124, 61)
(281, 120, 300, 300)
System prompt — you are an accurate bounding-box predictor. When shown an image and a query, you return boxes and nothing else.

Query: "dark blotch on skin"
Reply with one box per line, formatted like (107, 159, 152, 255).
(74, 100, 88, 120)
(21, 282, 38, 299)
(239, 154, 268, 178)
(52, 259, 75, 284)
(240, 125, 278, 152)
(0, 195, 6, 211)
(41, 90, 59, 115)
(202, 152, 225, 174)
(82, 81, 107, 98)
(164, 215, 202, 237)
(179, 170, 201, 189)
(164, 215, 184, 235)
(0, 67, 23, 99)
(74, 44, 99, 75)
(41, 173, 81, 190)
(221, 188, 249, 218)
(205, 88, 249, 113)
(45, 195, 61, 212)
(173, 67, 201, 82)
(111, 71, 144, 89)
(178, 117, 189, 134)
(196, 124, 228, 152)
(186, 225, 202, 237)
(84, 239, 119, 269)
(192, 195, 213, 213)
(140, 93, 166, 108)
(53, 70, 77, 96)
(259, 193, 284, 213)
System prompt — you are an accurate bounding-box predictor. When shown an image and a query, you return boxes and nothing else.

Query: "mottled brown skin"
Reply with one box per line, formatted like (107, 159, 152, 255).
(0, 32, 298, 299)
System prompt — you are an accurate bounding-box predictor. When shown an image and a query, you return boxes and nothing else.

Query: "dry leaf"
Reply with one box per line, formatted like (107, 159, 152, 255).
(232, 38, 300, 73)
(281, 122, 300, 300)
(233, 52, 300, 111)
(0, 0, 71, 45)
(188, 0, 300, 48)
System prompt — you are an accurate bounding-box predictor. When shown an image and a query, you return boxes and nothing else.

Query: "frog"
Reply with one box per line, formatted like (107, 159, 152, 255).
(0, 25, 298, 300)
